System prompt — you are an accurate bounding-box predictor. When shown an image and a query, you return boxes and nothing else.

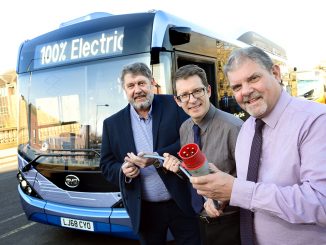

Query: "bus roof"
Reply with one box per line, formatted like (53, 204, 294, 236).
(237, 31, 287, 60)
(16, 10, 281, 73)
(151, 10, 244, 48)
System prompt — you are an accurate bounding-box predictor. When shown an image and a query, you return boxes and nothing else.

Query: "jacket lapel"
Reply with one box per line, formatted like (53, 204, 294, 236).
(151, 95, 162, 151)
(122, 104, 137, 153)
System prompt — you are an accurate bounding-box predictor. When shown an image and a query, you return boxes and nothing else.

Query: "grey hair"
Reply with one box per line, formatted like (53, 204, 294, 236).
(120, 62, 153, 87)
(223, 46, 274, 76)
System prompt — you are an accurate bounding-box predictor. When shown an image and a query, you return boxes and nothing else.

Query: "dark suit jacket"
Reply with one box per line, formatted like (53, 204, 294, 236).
(100, 94, 195, 234)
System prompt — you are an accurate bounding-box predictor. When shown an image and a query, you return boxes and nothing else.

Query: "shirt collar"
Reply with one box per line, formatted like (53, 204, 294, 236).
(190, 104, 214, 133)
(130, 104, 153, 121)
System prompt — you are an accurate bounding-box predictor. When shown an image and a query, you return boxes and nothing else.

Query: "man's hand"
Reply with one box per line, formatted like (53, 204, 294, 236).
(124, 152, 155, 168)
(162, 153, 181, 173)
(203, 198, 226, 217)
(190, 163, 235, 202)
(121, 161, 140, 179)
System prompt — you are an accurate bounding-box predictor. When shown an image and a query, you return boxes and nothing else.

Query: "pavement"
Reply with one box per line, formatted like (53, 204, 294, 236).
(0, 147, 17, 173)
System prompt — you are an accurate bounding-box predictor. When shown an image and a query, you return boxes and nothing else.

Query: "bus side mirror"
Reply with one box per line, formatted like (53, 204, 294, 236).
(169, 27, 191, 45)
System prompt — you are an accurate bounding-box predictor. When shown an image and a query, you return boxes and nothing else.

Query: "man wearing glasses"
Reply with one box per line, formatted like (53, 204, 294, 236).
(163, 64, 243, 245)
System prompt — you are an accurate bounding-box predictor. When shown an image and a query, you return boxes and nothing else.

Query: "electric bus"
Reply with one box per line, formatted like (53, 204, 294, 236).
(16, 10, 287, 239)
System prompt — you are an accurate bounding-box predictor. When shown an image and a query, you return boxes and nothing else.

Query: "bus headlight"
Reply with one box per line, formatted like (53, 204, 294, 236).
(21, 180, 27, 189)
(17, 173, 23, 181)
(26, 186, 32, 195)
(17, 171, 41, 199)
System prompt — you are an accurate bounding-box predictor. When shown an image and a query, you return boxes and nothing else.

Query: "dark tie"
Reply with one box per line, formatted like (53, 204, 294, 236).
(191, 124, 204, 213)
(240, 119, 265, 245)
(193, 124, 201, 148)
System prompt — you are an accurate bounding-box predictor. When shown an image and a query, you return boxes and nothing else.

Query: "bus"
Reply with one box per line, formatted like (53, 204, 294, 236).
(16, 10, 287, 239)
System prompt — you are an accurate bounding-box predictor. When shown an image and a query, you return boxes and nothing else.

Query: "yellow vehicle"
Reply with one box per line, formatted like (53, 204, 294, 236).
(315, 85, 326, 104)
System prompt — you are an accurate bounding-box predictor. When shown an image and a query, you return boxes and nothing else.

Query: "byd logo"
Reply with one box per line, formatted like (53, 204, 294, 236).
(65, 175, 80, 188)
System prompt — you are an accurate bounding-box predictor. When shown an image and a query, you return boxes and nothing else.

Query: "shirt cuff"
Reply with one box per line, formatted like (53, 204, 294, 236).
(153, 159, 163, 168)
(230, 178, 255, 210)
(152, 152, 163, 168)
(124, 176, 132, 184)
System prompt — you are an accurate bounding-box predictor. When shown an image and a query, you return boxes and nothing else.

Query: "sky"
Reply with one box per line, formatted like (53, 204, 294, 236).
(1, 0, 326, 73)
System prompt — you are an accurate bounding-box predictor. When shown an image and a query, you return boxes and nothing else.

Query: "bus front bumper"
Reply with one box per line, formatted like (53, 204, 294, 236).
(17, 185, 137, 239)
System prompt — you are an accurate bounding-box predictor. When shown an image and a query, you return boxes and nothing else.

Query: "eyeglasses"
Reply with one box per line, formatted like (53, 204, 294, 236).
(176, 87, 206, 103)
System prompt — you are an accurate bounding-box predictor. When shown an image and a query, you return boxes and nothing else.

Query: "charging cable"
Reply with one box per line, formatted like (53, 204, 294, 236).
(143, 154, 221, 209)
(143, 154, 191, 178)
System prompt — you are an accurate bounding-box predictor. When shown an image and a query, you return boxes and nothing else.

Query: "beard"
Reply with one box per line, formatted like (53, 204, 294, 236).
(245, 101, 268, 118)
(242, 92, 268, 118)
(130, 92, 154, 110)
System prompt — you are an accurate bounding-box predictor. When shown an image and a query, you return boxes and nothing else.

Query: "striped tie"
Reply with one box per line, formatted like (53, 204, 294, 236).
(240, 119, 265, 245)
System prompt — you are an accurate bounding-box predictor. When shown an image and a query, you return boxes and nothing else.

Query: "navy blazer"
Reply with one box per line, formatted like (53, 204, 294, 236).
(100, 94, 195, 234)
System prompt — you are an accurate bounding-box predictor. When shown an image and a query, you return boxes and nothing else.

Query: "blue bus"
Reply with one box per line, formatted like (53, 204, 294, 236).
(16, 10, 287, 239)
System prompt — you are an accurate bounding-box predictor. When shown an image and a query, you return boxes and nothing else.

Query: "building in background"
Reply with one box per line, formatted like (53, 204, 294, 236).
(0, 70, 17, 149)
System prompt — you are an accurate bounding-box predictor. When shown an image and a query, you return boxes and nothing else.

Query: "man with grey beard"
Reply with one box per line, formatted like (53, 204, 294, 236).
(100, 62, 201, 245)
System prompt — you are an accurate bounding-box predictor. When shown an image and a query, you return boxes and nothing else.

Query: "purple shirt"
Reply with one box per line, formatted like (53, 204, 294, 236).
(231, 91, 326, 245)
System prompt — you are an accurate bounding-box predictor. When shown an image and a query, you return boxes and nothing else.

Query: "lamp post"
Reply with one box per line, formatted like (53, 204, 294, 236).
(95, 104, 109, 142)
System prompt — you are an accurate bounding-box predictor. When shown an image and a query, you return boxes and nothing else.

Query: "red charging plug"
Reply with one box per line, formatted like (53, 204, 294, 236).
(178, 143, 210, 176)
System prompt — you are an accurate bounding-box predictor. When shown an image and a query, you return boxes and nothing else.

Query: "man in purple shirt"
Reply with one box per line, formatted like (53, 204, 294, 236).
(190, 46, 326, 244)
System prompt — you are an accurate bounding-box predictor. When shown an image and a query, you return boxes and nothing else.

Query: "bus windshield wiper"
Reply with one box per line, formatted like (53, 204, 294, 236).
(46, 148, 101, 157)
(22, 150, 100, 172)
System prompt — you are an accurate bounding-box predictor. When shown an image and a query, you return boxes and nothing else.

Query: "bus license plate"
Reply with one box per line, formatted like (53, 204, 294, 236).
(60, 217, 94, 231)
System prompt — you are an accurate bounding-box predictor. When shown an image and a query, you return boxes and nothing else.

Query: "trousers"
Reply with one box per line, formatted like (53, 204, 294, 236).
(199, 211, 240, 245)
(139, 199, 201, 245)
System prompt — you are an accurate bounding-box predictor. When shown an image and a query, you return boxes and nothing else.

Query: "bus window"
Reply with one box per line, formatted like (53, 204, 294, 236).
(18, 54, 151, 167)
(151, 52, 173, 95)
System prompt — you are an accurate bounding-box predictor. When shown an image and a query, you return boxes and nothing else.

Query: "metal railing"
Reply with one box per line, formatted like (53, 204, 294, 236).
(0, 127, 17, 149)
